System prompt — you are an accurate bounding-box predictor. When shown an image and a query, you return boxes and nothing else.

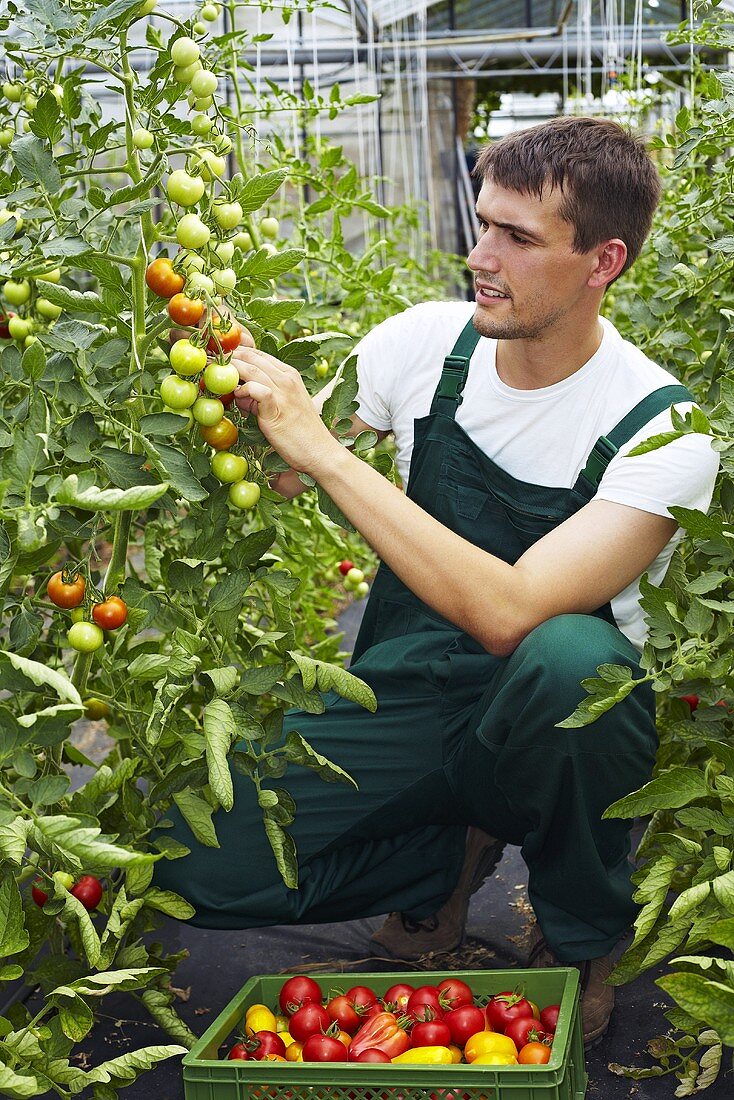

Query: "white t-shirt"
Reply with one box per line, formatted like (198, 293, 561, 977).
(352, 301, 720, 653)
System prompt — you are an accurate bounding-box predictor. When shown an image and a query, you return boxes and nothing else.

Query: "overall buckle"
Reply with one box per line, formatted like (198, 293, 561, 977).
(583, 435, 619, 489)
(435, 355, 469, 405)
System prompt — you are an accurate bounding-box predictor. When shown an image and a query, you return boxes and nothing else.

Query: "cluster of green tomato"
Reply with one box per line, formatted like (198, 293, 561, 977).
(0, 243, 64, 346)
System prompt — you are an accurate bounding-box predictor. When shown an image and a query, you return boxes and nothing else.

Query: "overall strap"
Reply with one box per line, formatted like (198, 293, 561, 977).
(430, 319, 482, 418)
(577, 384, 695, 493)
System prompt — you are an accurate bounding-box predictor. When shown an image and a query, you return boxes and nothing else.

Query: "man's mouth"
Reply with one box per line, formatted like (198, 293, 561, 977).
(476, 282, 510, 301)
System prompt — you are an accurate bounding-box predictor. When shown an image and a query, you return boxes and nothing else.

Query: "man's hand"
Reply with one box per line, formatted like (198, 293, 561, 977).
(232, 345, 341, 474)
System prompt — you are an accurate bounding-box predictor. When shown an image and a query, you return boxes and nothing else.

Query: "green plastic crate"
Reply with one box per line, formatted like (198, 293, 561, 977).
(183, 968, 587, 1100)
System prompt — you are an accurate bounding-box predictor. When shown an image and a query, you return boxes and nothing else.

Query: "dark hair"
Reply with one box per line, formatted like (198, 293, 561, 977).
(473, 116, 661, 280)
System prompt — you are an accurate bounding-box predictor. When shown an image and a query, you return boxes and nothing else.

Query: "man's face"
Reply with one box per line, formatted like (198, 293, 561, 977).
(467, 179, 600, 340)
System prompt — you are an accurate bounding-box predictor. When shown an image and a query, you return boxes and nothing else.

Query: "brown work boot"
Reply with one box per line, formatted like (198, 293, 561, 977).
(370, 828, 506, 959)
(526, 923, 615, 1048)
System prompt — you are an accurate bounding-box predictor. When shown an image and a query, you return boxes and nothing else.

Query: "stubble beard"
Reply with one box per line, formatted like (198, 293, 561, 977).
(472, 296, 568, 341)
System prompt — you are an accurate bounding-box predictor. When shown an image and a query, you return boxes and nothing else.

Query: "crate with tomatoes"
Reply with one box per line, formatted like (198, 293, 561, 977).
(225, 974, 560, 1068)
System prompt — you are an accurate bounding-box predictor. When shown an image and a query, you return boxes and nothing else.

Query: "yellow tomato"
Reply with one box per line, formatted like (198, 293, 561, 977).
(245, 1004, 277, 1035)
(285, 1041, 303, 1062)
(391, 1046, 453, 1064)
(280, 1033, 297, 1048)
(526, 999, 540, 1020)
(448, 1044, 463, 1063)
(262, 1053, 286, 1062)
(472, 1052, 518, 1065)
(275, 1015, 290, 1033)
(336, 1030, 351, 1047)
(465, 1031, 517, 1062)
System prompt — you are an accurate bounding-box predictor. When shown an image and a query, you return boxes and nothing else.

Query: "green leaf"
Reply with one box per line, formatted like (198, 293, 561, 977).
(263, 817, 298, 889)
(203, 700, 235, 812)
(55, 990, 95, 1041)
(289, 651, 377, 712)
(712, 870, 734, 913)
(236, 168, 288, 214)
(11, 134, 61, 193)
(84, 1044, 189, 1085)
(172, 790, 219, 848)
(284, 730, 357, 788)
(0, 1063, 42, 1098)
(207, 569, 250, 613)
(240, 247, 304, 279)
(128, 653, 170, 681)
(0, 878, 30, 960)
(28, 281, 103, 314)
(55, 473, 169, 511)
(141, 888, 195, 920)
(29, 815, 158, 873)
(656, 973, 734, 1045)
(0, 818, 30, 867)
(708, 918, 734, 951)
(229, 526, 276, 568)
(2, 654, 81, 706)
(604, 767, 711, 819)
(239, 663, 286, 694)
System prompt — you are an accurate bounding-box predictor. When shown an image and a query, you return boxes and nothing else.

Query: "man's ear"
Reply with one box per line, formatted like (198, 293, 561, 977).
(588, 239, 627, 290)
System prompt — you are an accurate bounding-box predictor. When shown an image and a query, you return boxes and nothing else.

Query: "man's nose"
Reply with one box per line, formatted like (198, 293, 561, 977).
(467, 234, 500, 273)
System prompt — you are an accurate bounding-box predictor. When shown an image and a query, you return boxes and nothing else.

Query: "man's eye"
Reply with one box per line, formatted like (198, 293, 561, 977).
(510, 232, 529, 245)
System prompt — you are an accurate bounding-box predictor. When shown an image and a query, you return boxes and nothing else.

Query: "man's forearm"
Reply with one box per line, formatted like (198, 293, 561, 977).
(310, 441, 522, 656)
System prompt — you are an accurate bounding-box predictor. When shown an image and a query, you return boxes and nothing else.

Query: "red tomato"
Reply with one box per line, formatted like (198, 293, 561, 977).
(681, 694, 699, 711)
(200, 417, 238, 451)
(353, 1048, 391, 1063)
(505, 1016, 547, 1050)
(207, 320, 242, 354)
(437, 978, 474, 1009)
(47, 570, 85, 609)
(328, 995, 360, 1033)
(444, 1004, 486, 1047)
(0, 311, 16, 339)
(168, 293, 205, 326)
(31, 881, 48, 907)
(383, 983, 415, 1012)
(288, 1003, 331, 1042)
(228, 1042, 251, 1060)
(518, 1041, 552, 1064)
(250, 1031, 286, 1060)
(301, 1034, 347, 1062)
(539, 1004, 560, 1033)
(91, 596, 128, 630)
(145, 257, 184, 298)
(338, 560, 354, 576)
(70, 875, 103, 911)
(406, 986, 445, 1021)
(410, 1020, 452, 1048)
(345, 986, 378, 1010)
(486, 992, 534, 1033)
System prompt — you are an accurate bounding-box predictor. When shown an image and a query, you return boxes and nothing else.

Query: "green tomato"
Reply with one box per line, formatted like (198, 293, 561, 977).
(2, 82, 22, 103)
(170, 37, 200, 67)
(53, 871, 74, 890)
(211, 451, 248, 482)
(191, 112, 214, 136)
(228, 480, 261, 509)
(8, 316, 32, 340)
(192, 396, 225, 425)
(70, 607, 87, 623)
(24, 334, 38, 347)
(216, 134, 232, 155)
(176, 213, 210, 248)
(160, 374, 198, 408)
(346, 567, 364, 586)
(138, 0, 157, 12)
(260, 241, 278, 256)
(163, 406, 194, 432)
(195, 150, 225, 181)
(213, 240, 235, 264)
(167, 169, 205, 207)
(355, 581, 370, 599)
(37, 267, 61, 283)
(177, 250, 206, 274)
(204, 361, 240, 394)
(212, 267, 236, 294)
(4, 279, 31, 306)
(315, 358, 329, 378)
(67, 621, 104, 652)
(213, 200, 243, 230)
(201, 3, 219, 19)
(0, 128, 13, 147)
(233, 231, 253, 250)
(23, 94, 38, 112)
(193, 19, 207, 34)
(0, 209, 23, 233)
(190, 69, 218, 98)
(186, 271, 215, 296)
(132, 127, 154, 150)
(173, 62, 200, 85)
(84, 697, 110, 720)
(36, 298, 62, 320)
(260, 216, 280, 239)
(170, 338, 207, 376)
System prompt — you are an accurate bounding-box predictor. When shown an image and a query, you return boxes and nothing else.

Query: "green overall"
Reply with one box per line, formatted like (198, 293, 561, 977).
(154, 321, 693, 963)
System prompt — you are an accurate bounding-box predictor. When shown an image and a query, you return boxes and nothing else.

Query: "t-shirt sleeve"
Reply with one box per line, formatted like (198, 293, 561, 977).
(595, 403, 720, 521)
(349, 307, 422, 431)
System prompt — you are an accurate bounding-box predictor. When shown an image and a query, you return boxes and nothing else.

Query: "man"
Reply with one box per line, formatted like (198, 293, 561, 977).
(155, 117, 719, 1047)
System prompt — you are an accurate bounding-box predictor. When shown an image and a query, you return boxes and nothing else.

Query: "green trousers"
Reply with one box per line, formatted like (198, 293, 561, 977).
(154, 612, 656, 963)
